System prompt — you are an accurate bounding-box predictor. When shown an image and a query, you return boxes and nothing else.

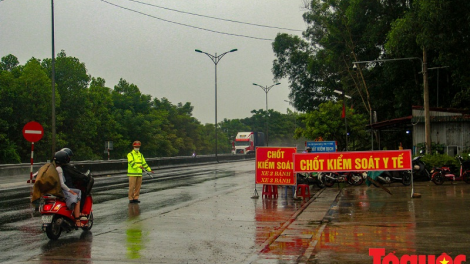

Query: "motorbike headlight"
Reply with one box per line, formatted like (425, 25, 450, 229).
(414, 165, 420, 170)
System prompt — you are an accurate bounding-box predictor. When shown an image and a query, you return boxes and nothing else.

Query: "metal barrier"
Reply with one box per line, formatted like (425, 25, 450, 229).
(0, 154, 254, 178)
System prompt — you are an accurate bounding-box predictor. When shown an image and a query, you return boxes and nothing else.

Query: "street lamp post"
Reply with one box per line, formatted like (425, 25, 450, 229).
(51, 0, 57, 157)
(195, 48, 237, 161)
(253, 82, 281, 146)
(334, 90, 351, 151)
(353, 57, 431, 155)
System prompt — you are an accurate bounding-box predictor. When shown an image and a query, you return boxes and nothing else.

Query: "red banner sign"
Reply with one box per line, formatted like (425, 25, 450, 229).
(255, 147, 297, 185)
(293, 150, 412, 173)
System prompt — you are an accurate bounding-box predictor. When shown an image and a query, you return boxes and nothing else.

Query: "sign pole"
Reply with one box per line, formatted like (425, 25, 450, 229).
(23, 121, 44, 184)
(27, 142, 35, 184)
(411, 155, 421, 198)
(251, 148, 259, 199)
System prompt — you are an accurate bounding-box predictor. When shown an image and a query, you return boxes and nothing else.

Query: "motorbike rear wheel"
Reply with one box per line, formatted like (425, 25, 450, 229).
(347, 173, 364, 186)
(321, 173, 336, 187)
(46, 216, 62, 240)
(432, 172, 445, 185)
(402, 171, 412, 186)
(463, 172, 470, 184)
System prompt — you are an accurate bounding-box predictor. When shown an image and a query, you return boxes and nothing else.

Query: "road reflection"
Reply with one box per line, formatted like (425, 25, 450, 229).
(126, 203, 146, 260)
(255, 186, 312, 257)
(40, 231, 93, 263)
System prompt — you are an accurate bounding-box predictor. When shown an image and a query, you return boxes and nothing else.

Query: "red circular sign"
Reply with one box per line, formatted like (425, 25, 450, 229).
(22, 121, 44, 142)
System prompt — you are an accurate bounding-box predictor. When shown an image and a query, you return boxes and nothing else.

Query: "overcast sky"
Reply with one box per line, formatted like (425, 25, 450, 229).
(1, 0, 306, 124)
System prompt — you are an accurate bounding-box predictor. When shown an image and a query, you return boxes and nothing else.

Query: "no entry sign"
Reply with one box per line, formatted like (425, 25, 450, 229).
(22, 121, 44, 142)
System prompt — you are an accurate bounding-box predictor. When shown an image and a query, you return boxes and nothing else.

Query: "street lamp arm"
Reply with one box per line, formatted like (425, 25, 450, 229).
(252, 82, 280, 147)
(253, 82, 280, 93)
(195, 49, 237, 64)
(353, 56, 433, 158)
(217, 49, 238, 61)
(353, 57, 423, 72)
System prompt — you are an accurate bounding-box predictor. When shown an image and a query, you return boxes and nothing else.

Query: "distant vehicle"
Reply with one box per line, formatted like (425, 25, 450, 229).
(232, 132, 265, 155)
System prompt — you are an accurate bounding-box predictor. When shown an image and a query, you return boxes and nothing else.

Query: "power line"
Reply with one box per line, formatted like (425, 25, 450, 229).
(126, 0, 303, 32)
(100, 0, 274, 41)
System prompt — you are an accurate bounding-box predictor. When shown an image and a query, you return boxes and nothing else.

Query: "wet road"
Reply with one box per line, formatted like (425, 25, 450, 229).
(1, 160, 470, 263)
(307, 181, 470, 263)
(1, 160, 313, 264)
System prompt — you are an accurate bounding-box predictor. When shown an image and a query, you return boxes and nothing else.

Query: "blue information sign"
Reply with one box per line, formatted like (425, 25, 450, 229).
(306, 141, 336, 152)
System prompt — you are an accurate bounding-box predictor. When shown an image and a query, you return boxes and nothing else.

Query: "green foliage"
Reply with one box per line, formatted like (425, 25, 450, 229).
(0, 139, 21, 164)
(421, 154, 459, 169)
(296, 100, 368, 150)
(273, 0, 470, 131)
(386, 0, 470, 110)
(0, 52, 307, 163)
(416, 142, 445, 154)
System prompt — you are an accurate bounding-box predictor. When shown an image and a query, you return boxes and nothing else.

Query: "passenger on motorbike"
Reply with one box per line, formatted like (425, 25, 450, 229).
(59, 147, 94, 203)
(54, 150, 83, 227)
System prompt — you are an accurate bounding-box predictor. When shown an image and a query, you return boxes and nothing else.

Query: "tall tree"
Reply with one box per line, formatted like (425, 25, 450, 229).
(299, 100, 368, 150)
(41, 51, 91, 152)
(386, 0, 470, 110)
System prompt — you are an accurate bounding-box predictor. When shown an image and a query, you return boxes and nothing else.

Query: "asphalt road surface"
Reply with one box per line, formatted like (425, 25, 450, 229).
(2, 160, 470, 264)
(1, 160, 279, 264)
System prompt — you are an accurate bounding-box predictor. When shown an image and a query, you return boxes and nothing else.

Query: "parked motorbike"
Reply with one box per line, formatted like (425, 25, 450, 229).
(39, 170, 94, 240)
(460, 155, 470, 184)
(411, 155, 431, 181)
(431, 155, 470, 185)
(371, 170, 412, 186)
(297, 173, 325, 188)
(319, 171, 366, 187)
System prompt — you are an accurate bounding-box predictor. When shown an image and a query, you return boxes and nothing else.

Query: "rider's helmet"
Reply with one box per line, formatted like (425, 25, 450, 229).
(60, 148, 73, 157)
(54, 150, 70, 164)
(133, 141, 141, 147)
(306, 147, 312, 153)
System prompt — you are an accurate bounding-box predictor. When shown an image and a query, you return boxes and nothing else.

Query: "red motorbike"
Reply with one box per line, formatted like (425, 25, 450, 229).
(40, 193, 93, 240)
(39, 170, 94, 240)
(431, 155, 470, 185)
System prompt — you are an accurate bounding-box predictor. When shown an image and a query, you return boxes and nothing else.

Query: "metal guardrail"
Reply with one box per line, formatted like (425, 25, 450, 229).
(0, 154, 255, 178)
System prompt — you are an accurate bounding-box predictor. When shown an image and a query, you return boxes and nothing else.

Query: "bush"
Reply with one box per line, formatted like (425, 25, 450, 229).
(0, 140, 21, 164)
(422, 153, 459, 170)
(417, 142, 446, 154)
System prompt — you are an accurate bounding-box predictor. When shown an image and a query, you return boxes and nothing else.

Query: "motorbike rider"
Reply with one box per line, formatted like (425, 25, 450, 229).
(54, 150, 83, 227)
(60, 147, 94, 205)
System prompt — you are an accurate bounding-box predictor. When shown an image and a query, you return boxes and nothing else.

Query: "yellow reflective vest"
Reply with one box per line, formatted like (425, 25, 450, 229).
(127, 150, 151, 177)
